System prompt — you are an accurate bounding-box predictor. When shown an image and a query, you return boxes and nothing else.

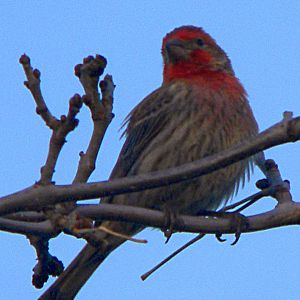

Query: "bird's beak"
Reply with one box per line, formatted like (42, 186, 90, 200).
(164, 39, 188, 63)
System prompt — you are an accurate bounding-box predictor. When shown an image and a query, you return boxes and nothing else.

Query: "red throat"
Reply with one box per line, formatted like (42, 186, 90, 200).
(163, 62, 246, 97)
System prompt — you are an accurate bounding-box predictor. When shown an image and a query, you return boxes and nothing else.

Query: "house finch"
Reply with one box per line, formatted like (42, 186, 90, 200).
(41, 26, 258, 299)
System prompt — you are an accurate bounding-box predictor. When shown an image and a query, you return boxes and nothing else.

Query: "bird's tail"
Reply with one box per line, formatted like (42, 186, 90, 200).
(39, 229, 128, 300)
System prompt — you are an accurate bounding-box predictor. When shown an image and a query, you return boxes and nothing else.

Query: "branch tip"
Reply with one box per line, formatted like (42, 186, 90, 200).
(74, 63, 82, 77)
(33, 68, 41, 79)
(19, 53, 30, 65)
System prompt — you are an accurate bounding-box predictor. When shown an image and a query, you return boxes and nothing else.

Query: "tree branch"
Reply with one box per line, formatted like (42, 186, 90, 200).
(18, 54, 116, 288)
(74, 199, 300, 235)
(0, 115, 299, 216)
(20, 54, 83, 185)
(0, 218, 55, 236)
(4, 211, 46, 222)
(19, 54, 59, 130)
(1, 193, 299, 239)
(73, 55, 114, 184)
(2, 189, 298, 237)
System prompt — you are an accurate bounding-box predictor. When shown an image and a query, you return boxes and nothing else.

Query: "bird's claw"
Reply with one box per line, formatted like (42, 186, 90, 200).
(231, 232, 241, 246)
(162, 207, 182, 243)
(163, 210, 175, 244)
(229, 212, 248, 246)
(203, 211, 248, 245)
(164, 229, 173, 244)
(215, 233, 226, 242)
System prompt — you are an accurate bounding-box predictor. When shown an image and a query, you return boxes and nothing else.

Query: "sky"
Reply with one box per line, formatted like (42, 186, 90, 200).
(0, 1, 300, 299)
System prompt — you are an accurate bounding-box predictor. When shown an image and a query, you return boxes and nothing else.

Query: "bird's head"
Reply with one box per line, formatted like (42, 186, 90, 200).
(162, 26, 234, 82)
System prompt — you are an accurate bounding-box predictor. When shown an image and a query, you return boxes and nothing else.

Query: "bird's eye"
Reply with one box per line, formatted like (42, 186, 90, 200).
(196, 38, 204, 47)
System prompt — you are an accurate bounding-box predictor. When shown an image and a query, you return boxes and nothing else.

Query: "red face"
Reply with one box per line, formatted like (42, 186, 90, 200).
(161, 26, 235, 82)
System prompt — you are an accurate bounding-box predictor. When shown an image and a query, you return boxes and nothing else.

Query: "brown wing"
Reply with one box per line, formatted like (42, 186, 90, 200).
(109, 83, 192, 179)
(101, 82, 193, 205)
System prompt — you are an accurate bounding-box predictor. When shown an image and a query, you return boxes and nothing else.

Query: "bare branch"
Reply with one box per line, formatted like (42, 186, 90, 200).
(73, 199, 300, 234)
(4, 211, 46, 222)
(1, 192, 299, 239)
(0, 218, 55, 236)
(20, 54, 83, 185)
(39, 94, 83, 184)
(263, 159, 293, 205)
(0, 116, 299, 216)
(73, 56, 115, 184)
(30, 236, 64, 289)
(19, 54, 84, 288)
(19, 54, 59, 130)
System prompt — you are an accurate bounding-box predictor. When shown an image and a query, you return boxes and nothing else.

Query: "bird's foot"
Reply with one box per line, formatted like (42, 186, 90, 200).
(217, 212, 248, 245)
(228, 212, 249, 245)
(196, 210, 248, 245)
(162, 207, 183, 243)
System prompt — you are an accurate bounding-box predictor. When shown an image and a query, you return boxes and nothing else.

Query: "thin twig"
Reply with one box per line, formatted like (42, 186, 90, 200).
(73, 56, 114, 183)
(20, 54, 83, 185)
(39, 94, 83, 184)
(141, 233, 206, 281)
(19, 54, 59, 130)
(75, 225, 147, 244)
(220, 184, 282, 212)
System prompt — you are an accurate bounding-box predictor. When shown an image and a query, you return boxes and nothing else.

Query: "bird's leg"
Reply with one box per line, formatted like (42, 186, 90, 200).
(162, 206, 182, 243)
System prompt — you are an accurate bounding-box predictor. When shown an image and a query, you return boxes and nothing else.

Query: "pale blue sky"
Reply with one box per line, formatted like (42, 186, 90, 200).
(0, 1, 300, 299)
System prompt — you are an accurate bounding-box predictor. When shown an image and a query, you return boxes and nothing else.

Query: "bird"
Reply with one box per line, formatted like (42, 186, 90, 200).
(40, 25, 258, 299)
